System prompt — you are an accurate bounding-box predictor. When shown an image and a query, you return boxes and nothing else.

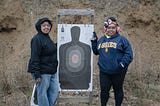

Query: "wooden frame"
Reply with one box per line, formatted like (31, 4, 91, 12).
(57, 9, 94, 106)
(57, 9, 94, 24)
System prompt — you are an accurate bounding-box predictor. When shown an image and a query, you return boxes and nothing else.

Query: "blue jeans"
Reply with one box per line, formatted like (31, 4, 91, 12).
(33, 74, 59, 106)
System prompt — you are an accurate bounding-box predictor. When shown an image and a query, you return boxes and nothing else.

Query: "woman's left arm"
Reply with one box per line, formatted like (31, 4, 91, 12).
(120, 37, 134, 68)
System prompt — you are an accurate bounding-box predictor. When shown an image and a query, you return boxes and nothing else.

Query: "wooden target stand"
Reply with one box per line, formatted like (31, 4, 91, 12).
(56, 9, 94, 106)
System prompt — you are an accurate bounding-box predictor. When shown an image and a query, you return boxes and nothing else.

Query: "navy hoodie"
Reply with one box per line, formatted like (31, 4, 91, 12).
(91, 33, 133, 74)
(28, 18, 58, 79)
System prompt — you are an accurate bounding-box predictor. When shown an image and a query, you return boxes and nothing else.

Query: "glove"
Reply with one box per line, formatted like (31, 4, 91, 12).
(91, 32, 98, 42)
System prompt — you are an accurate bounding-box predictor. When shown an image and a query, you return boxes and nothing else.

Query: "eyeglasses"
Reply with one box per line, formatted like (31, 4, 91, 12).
(41, 24, 51, 28)
(107, 26, 116, 30)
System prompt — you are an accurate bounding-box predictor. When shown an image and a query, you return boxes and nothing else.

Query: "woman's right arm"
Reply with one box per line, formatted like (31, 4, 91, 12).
(91, 32, 99, 55)
(30, 37, 42, 80)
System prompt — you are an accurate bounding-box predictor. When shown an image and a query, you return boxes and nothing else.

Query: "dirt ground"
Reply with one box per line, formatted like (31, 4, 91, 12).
(0, 0, 160, 106)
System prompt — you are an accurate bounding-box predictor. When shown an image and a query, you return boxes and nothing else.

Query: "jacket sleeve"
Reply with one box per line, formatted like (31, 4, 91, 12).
(91, 40, 99, 55)
(30, 37, 42, 79)
(120, 37, 133, 67)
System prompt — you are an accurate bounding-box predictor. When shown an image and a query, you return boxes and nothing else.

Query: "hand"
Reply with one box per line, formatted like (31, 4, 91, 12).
(91, 32, 98, 41)
(36, 77, 41, 83)
(34, 71, 41, 82)
(118, 62, 125, 71)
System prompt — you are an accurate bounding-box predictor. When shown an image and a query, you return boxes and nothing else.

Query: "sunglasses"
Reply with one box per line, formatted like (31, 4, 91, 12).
(41, 24, 51, 28)
(107, 26, 116, 30)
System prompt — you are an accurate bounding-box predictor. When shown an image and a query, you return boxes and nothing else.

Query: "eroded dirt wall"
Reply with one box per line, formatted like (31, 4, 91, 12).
(0, 0, 160, 105)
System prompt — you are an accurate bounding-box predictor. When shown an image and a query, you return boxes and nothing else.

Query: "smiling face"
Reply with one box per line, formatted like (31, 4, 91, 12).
(40, 21, 51, 34)
(107, 24, 117, 36)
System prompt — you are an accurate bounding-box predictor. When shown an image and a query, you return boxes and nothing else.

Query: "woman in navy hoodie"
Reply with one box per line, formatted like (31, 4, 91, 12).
(28, 18, 58, 106)
(91, 17, 133, 106)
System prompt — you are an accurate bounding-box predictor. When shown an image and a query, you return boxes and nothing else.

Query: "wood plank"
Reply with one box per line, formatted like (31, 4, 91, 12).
(58, 96, 90, 103)
(57, 9, 94, 15)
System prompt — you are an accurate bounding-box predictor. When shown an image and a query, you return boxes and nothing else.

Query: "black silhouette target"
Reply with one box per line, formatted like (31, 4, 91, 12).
(59, 26, 91, 89)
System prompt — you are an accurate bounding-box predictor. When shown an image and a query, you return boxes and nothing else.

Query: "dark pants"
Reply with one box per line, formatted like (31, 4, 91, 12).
(100, 71, 126, 106)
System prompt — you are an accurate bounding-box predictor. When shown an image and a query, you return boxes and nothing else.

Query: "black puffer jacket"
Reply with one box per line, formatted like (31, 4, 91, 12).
(28, 18, 58, 79)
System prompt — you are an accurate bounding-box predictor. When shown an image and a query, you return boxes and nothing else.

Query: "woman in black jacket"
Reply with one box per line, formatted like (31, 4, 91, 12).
(28, 17, 58, 106)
